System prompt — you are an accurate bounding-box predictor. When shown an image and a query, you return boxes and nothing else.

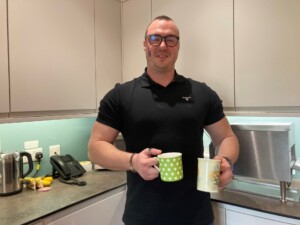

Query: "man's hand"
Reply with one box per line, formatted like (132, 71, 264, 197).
(214, 155, 234, 189)
(132, 148, 162, 180)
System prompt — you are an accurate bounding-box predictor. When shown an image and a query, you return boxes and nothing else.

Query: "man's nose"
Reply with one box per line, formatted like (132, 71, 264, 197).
(159, 38, 167, 47)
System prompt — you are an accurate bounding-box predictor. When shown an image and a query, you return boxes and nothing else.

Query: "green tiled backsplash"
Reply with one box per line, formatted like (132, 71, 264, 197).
(0, 117, 95, 176)
(0, 116, 300, 179)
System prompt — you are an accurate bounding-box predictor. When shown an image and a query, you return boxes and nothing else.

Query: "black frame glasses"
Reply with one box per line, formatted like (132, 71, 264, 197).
(145, 34, 180, 47)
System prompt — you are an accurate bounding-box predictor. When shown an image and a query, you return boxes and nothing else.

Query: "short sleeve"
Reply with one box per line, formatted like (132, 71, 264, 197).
(96, 83, 122, 131)
(204, 87, 225, 126)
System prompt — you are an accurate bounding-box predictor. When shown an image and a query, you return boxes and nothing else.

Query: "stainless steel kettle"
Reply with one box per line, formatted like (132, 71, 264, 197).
(0, 151, 33, 196)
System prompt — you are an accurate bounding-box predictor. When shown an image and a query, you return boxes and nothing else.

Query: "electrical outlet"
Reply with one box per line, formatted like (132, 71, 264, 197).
(49, 145, 60, 157)
(23, 148, 43, 163)
(24, 140, 39, 150)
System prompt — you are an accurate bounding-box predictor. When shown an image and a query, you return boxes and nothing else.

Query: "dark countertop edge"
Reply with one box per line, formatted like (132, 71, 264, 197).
(211, 189, 300, 220)
(6, 170, 298, 224)
(211, 198, 300, 221)
(47, 183, 126, 214)
(0, 170, 128, 225)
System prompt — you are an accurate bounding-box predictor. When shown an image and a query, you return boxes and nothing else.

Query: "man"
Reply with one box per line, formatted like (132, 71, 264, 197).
(88, 15, 239, 225)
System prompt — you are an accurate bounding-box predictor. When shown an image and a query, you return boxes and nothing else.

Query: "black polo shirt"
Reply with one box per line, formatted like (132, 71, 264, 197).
(97, 70, 224, 225)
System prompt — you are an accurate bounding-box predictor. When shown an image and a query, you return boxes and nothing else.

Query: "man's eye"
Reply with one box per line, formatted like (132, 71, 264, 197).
(152, 36, 160, 42)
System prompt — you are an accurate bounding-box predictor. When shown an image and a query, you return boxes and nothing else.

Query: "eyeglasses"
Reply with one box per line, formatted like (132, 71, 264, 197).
(145, 34, 180, 47)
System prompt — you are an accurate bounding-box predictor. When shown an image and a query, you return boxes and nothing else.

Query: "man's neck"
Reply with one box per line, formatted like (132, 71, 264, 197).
(147, 68, 175, 87)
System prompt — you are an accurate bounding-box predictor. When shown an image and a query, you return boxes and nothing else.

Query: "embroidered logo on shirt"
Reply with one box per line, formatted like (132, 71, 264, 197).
(182, 96, 192, 101)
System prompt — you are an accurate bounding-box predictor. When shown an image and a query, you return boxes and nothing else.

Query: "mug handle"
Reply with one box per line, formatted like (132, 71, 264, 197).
(153, 165, 160, 172)
(153, 157, 160, 172)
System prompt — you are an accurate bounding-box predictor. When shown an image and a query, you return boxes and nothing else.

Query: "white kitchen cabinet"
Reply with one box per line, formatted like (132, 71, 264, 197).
(212, 202, 300, 225)
(234, 0, 300, 110)
(43, 188, 126, 225)
(95, 0, 122, 105)
(8, 0, 96, 113)
(122, 0, 234, 108)
(212, 202, 226, 225)
(122, 0, 151, 82)
(123, 0, 300, 111)
(226, 210, 292, 225)
(151, 0, 235, 108)
(0, 0, 9, 115)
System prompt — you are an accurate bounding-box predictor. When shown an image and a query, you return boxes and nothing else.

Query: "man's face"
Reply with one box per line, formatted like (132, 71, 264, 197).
(144, 19, 180, 73)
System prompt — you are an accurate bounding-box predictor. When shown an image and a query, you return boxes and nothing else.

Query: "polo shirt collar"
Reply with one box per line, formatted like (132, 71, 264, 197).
(140, 68, 185, 88)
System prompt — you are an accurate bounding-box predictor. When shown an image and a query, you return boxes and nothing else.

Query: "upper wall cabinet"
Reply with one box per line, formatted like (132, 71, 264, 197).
(122, 0, 234, 108)
(95, 0, 122, 106)
(122, 0, 151, 82)
(0, 0, 9, 114)
(235, 0, 300, 110)
(8, 0, 96, 113)
(152, 0, 235, 108)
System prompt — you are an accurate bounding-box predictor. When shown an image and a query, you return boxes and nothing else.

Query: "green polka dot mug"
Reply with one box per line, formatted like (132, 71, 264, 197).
(156, 152, 183, 182)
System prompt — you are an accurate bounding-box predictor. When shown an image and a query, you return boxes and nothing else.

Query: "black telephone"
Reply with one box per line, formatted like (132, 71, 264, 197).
(50, 154, 86, 186)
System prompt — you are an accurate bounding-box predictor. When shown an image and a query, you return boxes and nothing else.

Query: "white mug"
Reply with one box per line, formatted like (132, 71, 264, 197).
(197, 158, 221, 192)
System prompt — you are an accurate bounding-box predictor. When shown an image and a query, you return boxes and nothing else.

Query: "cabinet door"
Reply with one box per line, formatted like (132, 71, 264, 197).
(73, 191, 126, 225)
(95, 0, 122, 105)
(8, 0, 96, 113)
(0, 0, 9, 114)
(45, 190, 126, 225)
(122, 0, 151, 82)
(226, 210, 291, 225)
(235, 0, 300, 109)
(211, 202, 226, 225)
(152, 0, 235, 108)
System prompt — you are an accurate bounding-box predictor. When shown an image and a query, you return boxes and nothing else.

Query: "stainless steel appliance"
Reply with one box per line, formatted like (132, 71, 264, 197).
(0, 151, 33, 196)
(227, 122, 300, 202)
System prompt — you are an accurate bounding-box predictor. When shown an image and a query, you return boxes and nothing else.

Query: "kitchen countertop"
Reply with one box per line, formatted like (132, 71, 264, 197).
(0, 170, 126, 225)
(1, 170, 300, 225)
(212, 186, 300, 220)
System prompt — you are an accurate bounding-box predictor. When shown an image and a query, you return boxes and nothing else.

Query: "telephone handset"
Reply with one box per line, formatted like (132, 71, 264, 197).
(50, 154, 86, 186)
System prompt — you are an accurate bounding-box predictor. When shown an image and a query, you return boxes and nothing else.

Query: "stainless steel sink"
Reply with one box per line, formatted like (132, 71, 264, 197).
(229, 122, 298, 202)
(226, 176, 300, 202)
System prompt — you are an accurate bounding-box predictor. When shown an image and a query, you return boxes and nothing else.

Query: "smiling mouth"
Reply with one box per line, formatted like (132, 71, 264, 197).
(157, 54, 168, 58)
